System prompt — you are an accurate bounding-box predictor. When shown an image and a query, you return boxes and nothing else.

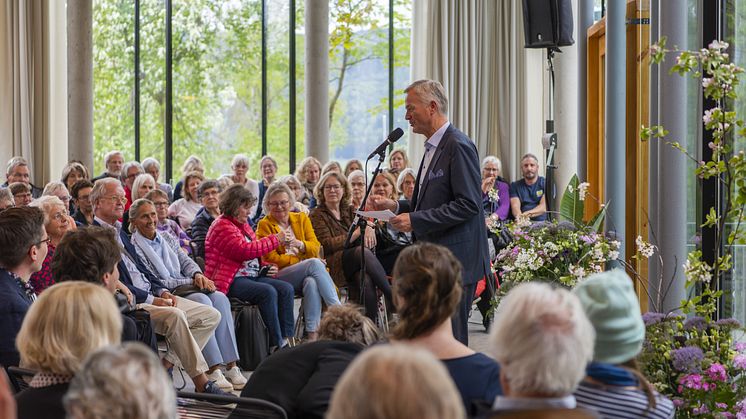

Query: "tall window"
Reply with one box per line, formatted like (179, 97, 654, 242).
(92, 0, 412, 181)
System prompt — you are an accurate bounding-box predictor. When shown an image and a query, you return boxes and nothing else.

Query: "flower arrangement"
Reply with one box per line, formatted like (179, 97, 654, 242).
(637, 38, 746, 417)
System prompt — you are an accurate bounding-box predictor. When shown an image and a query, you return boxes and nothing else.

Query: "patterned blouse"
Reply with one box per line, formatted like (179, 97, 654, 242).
(157, 219, 191, 254)
(29, 243, 55, 294)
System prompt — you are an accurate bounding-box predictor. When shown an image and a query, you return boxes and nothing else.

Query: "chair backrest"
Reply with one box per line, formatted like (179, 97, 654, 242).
(6, 366, 36, 393)
(177, 391, 287, 419)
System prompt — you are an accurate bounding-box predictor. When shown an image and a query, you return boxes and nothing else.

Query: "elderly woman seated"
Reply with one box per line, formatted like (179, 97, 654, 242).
(486, 282, 597, 418)
(397, 168, 416, 201)
(60, 162, 89, 213)
(226, 154, 260, 220)
(328, 344, 465, 419)
(145, 188, 190, 253)
(64, 343, 177, 419)
(190, 180, 222, 258)
(346, 170, 366, 209)
(204, 184, 295, 350)
(168, 170, 204, 231)
(141, 157, 174, 201)
(391, 243, 501, 414)
(15, 281, 122, 419)
(9, 182, 33, 206)
(240, 304, 383, 418)
(0, 188, 13, 211)
(256, 182, 342, 341)
(129, 198, 247, 390)
(371, 171, 412, 275)
(278, 175, 310, 214)
(28, 196, 75, 294)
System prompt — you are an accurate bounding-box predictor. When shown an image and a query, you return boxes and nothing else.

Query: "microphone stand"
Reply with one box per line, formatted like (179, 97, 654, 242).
(344, 151, 387, 322)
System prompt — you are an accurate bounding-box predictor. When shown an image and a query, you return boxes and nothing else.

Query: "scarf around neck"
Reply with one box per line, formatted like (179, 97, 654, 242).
(132, 230, 181, 281)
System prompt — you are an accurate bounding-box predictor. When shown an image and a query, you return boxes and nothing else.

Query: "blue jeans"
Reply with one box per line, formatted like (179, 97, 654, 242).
(184, 291, 239, 367)
(228, 276, 295, 347)
(277, 258, 341, 332)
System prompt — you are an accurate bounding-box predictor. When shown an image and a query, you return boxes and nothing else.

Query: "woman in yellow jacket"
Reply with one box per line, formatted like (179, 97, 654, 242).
(256, 182, 341, 341)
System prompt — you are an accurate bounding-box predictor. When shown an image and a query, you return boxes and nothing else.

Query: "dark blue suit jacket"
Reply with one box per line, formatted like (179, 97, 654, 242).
(0, 269, 33, 367)
(91, 220, 168, 304)
(398, 124, 491, 286)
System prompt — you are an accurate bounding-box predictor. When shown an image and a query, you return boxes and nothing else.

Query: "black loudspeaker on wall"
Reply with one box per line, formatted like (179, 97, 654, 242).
(522, 0, 575, 49)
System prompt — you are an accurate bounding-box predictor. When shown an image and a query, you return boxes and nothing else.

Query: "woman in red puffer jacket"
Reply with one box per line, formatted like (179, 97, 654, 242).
(204, 184, 294, 349)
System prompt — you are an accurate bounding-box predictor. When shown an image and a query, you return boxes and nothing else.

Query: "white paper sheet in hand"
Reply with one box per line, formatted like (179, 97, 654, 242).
(355, 209, 397, 221)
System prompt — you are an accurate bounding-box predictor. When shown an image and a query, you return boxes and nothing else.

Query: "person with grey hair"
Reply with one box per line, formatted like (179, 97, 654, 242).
(121, 161, 145, 210)
(64, 343, 178, 419)
(278, 174, 310, 214)
(129, 198, 248, 390)
(190, 180, 222, 258)
(256, 182, 342, 341)
(3, 156, 43, 198)
(368, 79, 491, 345)
(253, 155, 279, 224)
(0, 188, 13, 211)
(141, 157, 173, 200)
(396, 168, 416, 201)
(227, 154, 260, 219)
(42, 181, 73, 214)
(509, 153, 547, 221)
(28, 195, 75, 293)
(347, 169, 366, 209)
(92, 150, 124, 182)
(486, 282, 597, 417)
(481, 156, 510, 221)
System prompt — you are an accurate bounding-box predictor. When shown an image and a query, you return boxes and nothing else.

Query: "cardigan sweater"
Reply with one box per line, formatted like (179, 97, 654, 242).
(256, 212, 321, 269)
(309, 205, 355, 287)
(204, 215, 280, 293)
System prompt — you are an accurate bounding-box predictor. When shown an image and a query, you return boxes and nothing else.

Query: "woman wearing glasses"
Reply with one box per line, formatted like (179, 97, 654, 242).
(28, 196, 76, 294)
(310, 172, 392, 323)
(256, 183, 341, 341)
(144, 189, 191, 254)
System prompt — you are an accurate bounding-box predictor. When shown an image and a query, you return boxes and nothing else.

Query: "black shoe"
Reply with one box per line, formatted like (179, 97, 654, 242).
(482, 314, 492, 332)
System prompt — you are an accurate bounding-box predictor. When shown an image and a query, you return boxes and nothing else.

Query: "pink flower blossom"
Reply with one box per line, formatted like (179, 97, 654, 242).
(679, 373, 705, 390)
(734, 354, 746, 370)
(707, 363, 728, 382)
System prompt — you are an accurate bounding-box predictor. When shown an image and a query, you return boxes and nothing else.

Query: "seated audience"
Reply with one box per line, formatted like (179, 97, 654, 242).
(172, 155, 204, 201)
(487, 282, 596, 417)
(327, 344, 465, 419)
(572, 270, 675, 418)
(121, 161, 144, 212)
(91, 150, 124, 182)
(122, 173, 157, 233)
(28, 196, 74, 293)
(15, 281, 122, 419)
(256, 183, 342, 341)
(3, 157, 42, 198)
(347, 170, 366, 209)
(191, 180, 221, 258)
(204, 184, 295, 349)
(322, 160, 342, 176)
(51, 226, 158, 352)
(0, 188, 13, 211)
(253, 155, 279, 224)
(241, 305, 383, 419)
(396, 168, 416, 201)
(310, 172, 392, 323)
(509, 153, 547, 221)
(90, 178, 228, 396)
(481, 156, 510, 221)
(227, 154, 260, 219)
(145, 188, 190, 253)
(42, 181, 73, 215)
(278, 174, 310, 214)
(168, 170, 204, 231)
(60, 161, 89, 212)
(372, 172, 412, 274)
(64, 343, 177, 419)
(343, 159, 363, 177)
(129, 198, 247, 390)
(391, 243, 500, 414)
(141, 157, 173, 200)
(70, 179, 95, 226)
(295, 156, 322, 207)
(387, 149, 409, 178)
(0, 207, 45, 368)
(9, 182, 33, 206)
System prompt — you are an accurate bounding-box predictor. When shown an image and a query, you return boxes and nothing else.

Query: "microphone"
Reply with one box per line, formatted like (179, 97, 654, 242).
(367, 128, 404, 160)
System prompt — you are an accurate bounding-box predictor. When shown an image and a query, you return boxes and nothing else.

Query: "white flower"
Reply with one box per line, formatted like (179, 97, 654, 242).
(683, 259, 713, 284)
(569, 264, 586, 279)
(636, 236, 656, 258)
(543, 242, 559, 258)
(608, 250, 620, 260)
(515, 214, 532, 228)
(578, 182, 590, 201)
(709, 40, 729, 50)
(515, 249, 542, 271)
(702, 78, 713, 88)
(703, 107, 719, 125)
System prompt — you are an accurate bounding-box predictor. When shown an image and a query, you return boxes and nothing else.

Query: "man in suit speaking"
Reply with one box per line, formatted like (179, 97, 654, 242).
(370, 79, 491, 344)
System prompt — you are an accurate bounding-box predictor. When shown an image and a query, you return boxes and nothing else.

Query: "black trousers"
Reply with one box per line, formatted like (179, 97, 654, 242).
(452, 282, 476, 345)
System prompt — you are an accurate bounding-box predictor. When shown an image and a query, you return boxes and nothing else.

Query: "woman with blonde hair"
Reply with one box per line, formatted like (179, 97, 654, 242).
(28, 196, 75, 293)
(327, 344, 465, 419)
(295, 156, 322, 207)
(391, 243, 501, 414)
(321, 160, 342, 176)
(172, 155, 204, 201)
(15, 281, 122, 419)
(387, 149, 409, 178)
(343, 159, 363, 177)
(168, 171, 204, 230)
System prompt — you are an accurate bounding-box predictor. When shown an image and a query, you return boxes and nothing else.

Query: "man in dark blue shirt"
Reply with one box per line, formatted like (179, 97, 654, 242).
(509, 153, 547, 221)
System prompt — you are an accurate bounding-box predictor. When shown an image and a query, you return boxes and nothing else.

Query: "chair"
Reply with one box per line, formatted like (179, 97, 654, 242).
(6, 366, 35, 393)
(177, 390, 287, 419)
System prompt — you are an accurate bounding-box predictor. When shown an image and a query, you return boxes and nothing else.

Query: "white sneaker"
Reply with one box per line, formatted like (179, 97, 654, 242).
(206, 369, 233, 390)
(224, 366, 248, 390)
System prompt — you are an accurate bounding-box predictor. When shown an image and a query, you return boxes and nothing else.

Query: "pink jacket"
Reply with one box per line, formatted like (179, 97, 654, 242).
(204, 215, 280, 293)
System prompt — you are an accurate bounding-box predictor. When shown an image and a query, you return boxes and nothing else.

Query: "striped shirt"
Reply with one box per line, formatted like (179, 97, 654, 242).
(574, 381, 675, 419)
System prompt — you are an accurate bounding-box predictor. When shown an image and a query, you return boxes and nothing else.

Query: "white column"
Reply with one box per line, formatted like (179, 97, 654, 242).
(304, 0, 329, 163)
(67, 0, 93, 171)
